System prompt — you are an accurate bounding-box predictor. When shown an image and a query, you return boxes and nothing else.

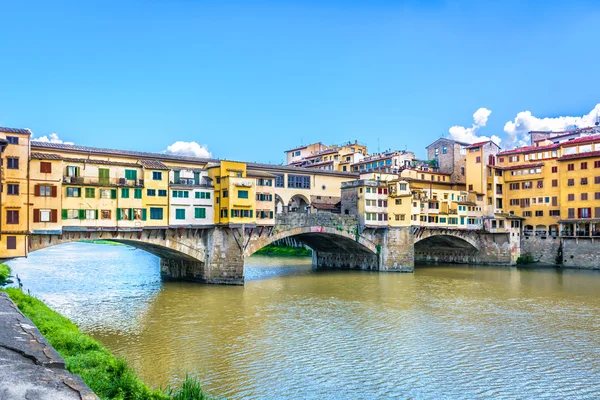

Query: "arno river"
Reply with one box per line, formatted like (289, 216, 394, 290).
(7, 243, 600, 399)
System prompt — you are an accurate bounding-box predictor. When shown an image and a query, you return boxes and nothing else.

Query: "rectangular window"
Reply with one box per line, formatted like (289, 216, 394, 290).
(535, 210, 543, 217)
(150, 207, 163, 220)
(595, 192, 600, 200)
(66, 187, 81, 197)
(40, 162, 52, 173)
(567, 179, 575, 186)
(121, 188, 130, 198)
(147, 189, 156, 196)
(98, 168, 109, 184)
(552, 179, 558, 187)
(549, 210, 560, 216)
(101, 210, 112, 219)
(509, 183, 519, 190)
(581, 193, 588, 201)
(99, 189, 112, 199)
(134, 188, 142, 199)
(85, 188, 95, 198)
(552, 166, 558, 173)
(522, 182, 532, 189)
(287, 174, 311, 189)
(581, 162, 588, 170)
(7, 157, 19, 169)
(6, 236, 16, 250)
(6, 210, 19, 224)
(581, 177, 588, 185)
(195, 207, 206, 219)
(523, 211, 532, 217)
(568, 208, 575, 219)
(567, 163, 574, 171)
(85, 209, 97, 220)
(125, 169, 137, 180)
(568, 194, 575, 201)
(7, 184, 19, 195)
(152, 171, 162, 180)
(552, 196, 558, 206)
(158, 190, 167, 197)
(175, 209, 185, 220)
(223, 190, 228, 198)
(595, 161, 600, 168)
(579, 208, 591, 219)
(66, 166, 79, 177)
(536, 181, 543, 189)
(275, 174, 285, 188)
(476, 156, 481, 163)
(238, 190, 249, 199)
(6, 136, 18, 144)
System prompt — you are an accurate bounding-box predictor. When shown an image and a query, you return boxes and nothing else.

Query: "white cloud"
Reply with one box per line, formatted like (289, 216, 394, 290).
(448, 108, 502, 145)
(504, 104, 600, 147)
(33, 133, 74, 145)
(165, 141, 212, 158)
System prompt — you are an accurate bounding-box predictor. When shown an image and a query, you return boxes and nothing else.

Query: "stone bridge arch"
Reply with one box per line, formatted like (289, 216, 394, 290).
(26, 229, 210, 282)
(244, 225, 378, 258)
(414, 229, 481, 251)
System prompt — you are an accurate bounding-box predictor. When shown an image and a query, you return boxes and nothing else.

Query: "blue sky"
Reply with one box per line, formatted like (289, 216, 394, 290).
(1, 0, 599, 162)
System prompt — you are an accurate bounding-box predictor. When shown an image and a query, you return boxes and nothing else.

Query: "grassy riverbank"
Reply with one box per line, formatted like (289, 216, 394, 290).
(255, 244, 312, 257)
(3, 288, 208, 400)
(79, 239, 124, 246)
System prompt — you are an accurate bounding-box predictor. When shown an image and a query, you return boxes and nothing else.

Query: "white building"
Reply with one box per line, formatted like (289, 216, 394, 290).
(168, 167, 214, 227)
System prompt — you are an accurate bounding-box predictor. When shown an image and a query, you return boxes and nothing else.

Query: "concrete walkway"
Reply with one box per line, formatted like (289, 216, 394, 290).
(0, 292, 98, 400)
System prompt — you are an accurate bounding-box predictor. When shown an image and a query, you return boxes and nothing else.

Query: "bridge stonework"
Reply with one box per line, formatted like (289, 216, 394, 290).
(26, 216, 517, 285)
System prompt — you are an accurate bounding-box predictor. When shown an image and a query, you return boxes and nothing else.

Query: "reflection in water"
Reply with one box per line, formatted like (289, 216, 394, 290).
(7, 243, 600, 399)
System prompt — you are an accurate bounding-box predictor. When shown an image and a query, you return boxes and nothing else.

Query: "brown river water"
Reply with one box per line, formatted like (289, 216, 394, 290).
(7, 242, 600, 399)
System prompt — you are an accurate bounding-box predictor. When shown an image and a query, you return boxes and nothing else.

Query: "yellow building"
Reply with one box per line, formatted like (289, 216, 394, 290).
(208, 161, 257, 226)
(247, 170, 275, 226)
(139, 160, 169, 227)
(0, 127, 31, 257)
(29, 153, 63, 234)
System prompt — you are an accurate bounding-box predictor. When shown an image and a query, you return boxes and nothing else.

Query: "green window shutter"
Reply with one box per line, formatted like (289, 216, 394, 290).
(75, 166, 81, 177)
(134, 188, 142, 199)
(125, 169, 137, 180)
(111, 189, 117, 199)
(250, 210, 253, 218)
(184, 191, 189, 198)
(78, 209, 85, 220)
(142, 209, 147, 221)
(62, 209, 68, 220)
(130, 208, 134, 220)
(176, 209, 185, 220)
(121, 188, 129, 198)
(99, 168, 109, 184)
(206, 192, 211, 199)
(117, 208, 122, 221)
(195, 192, 200, 199)
(174, 171, 180, 183)
(77, 188, 81, 197)
(195, 208, 200, 218)
(95, 210, 99, 219)
(194, 172, 200, 185)
(269, 211, 273, 218)
(231, 209, 234, 217)
(200, 208, 206, 218)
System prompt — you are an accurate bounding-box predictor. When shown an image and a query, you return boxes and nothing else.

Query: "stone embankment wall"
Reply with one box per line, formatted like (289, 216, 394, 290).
(521, 236, 561, 265)
(0, 293, 98, 399)
(561, 238, 600, 269)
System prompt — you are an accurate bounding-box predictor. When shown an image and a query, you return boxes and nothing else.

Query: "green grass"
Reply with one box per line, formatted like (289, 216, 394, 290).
(255, 244, 311, 257)
(0, 264, 11, 286)
(3, 288, 207, 400)
(79, 240, 124, 246)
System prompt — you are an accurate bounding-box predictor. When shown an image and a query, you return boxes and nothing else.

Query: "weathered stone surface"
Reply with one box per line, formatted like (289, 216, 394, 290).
(561, 238, 600, 269)
(0, 292, 98, 400)
(521, 235, 561, 265)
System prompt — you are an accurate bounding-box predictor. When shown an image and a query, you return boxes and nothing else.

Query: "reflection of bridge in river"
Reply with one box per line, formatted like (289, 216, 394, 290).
(29, 214, 516, 285)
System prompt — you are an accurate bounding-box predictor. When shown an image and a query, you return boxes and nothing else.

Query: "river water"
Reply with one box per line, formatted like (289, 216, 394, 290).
(7, 242, 600, 399)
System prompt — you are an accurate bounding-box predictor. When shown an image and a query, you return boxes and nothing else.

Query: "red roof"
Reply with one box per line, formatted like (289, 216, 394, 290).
(466, 140, 500, 149)
(499, 134, 600, 156)
(558, 150, 600, 161)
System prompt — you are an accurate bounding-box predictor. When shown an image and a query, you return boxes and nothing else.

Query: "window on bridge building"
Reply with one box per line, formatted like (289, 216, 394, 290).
(288, 174, 310, 189)
(176, 209, 185, 220)
(274, 174, 284, 188)
(150, 208, 163, 220)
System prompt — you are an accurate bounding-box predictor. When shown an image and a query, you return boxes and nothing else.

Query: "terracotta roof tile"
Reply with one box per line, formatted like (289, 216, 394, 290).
(558, 150, 600, 161)
(30, 152, 63, 160)
(0, 126, 32, 135)
(138, 159, 169, 170)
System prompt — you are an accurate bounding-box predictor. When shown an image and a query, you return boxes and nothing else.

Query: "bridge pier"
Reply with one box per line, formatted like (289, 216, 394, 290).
(376, 227, 415, 272)
(313, 251, 379, 270)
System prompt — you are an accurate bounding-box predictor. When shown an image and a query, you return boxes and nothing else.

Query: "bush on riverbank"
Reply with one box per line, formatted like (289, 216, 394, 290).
(516, 253, 536, 265)
(4, 288, 207, 400)
(0, 264, 11, 286)
(79, 240, 124, 246)
(255, 244, 311, 257)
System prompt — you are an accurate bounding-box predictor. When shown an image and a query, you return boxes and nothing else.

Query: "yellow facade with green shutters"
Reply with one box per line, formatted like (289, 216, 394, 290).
(208, 161, 257, 226)
(140, 164, 169, 228)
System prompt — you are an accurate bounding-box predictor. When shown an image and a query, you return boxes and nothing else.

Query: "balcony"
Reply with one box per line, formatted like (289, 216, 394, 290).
(170, 179, 213, 188)
(63, 176, 144, 187)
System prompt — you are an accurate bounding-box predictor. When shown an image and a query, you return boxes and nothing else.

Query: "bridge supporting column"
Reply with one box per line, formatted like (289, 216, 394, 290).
(160, 258, 206, 282)
(377, 227, 414, 272)
(313, 251, 379, 270)
(203, 227, 244, 285)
